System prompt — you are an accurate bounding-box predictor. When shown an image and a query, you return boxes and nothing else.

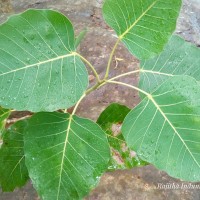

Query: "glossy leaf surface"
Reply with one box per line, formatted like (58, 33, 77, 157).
(24, 112, 110, 200)
(0, 9, 88, 112)
(103, 0, 182, 59)
(140, 35, 200, 95)
(0, 120, 29, 191)
(122, 76, 200, 181)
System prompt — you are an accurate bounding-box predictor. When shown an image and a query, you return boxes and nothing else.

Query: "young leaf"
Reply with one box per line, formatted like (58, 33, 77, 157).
(24, 112, 110, 200)
(75, 28, 87, 49)
(97, 103, 147, 170)
(122, 76, 200, 181)
(140, 35, 200, 95)
(0, 120, 29, 191)
(0, 9, 88, 112)
(0, 107, 10, 136)
(103, 0, 182, 59)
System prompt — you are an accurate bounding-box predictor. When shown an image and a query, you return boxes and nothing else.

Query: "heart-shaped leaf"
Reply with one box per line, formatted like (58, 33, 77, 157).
(24, 112, 110, 200)
(0, 9, 88, 112)
(0, 120, 29, 191)
(97, 103, 147, 170)
(140, 35, 200, 95)
(122, 76, 200, 181)
(103, 0, 182, 59)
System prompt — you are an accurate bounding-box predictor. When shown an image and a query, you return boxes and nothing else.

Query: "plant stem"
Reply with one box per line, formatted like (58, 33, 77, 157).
(71, 80, 106, 116)
(107, 68, 173, 83)
(72, 69, 153, 115)
(104, 38, 121, 79)
(85, 69, 140, 96)
(85, 80, 106, 95)
(75, 52, 101, 83)
(71, 74, 149, 116)
(64, 109, 68, 113)
(106, 80, 150, 97)
(85, 68, 154, 97)
(109, 69, 140, 81)
(72, 94, 86, 116)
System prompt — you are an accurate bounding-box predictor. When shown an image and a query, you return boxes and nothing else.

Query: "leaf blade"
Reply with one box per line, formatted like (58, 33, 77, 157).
(0, 120, 29, 191)
(103, 0, 182, 59)
(0, 9, 88, 112)
(24, 112, 110, 200)
(97, 103, 147, 170)
(139, 35, 200, 95)
(122, 76, 200, 181)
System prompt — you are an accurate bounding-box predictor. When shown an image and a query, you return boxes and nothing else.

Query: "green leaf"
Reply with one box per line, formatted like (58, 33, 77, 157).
(103, 0, 182, 59)
(140, 35, 200, 95)
(122, 76, 200, 181)
(0, 120, 29, 191)
(75, 28, 87, 49)
(0, 107, 10, 136)
(97, 103, 147, 170)
(24, 112, 110, 200)
(0, 9, 88, 112)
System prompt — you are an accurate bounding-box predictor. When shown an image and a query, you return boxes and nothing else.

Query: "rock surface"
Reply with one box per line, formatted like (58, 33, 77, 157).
(0, 0, 200, 199)
(177, 0, 200, 45)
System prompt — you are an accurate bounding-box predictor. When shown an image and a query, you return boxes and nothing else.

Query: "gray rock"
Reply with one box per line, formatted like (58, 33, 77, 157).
(177, 0, 200, 45)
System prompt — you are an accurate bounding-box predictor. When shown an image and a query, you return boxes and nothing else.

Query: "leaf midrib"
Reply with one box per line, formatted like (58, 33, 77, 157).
(148, 94, 200, 168)
(0, 53, 76, 77)
(141, 69, 173, 77)
(119, 0, 158, 39)
(56, 115, 72, 200)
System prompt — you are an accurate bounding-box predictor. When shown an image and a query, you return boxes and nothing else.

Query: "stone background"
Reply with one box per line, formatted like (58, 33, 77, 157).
(0, 0, 200, 199)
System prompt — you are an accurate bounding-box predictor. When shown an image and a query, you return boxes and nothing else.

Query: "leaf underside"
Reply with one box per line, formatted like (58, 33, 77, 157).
(97, 103, 147, 170)
(0, 9, 88, 112)
(103, 0, 182, 59)
(140, 35, 200, 96)
(122, 76, 200, 181)
(0, 120, 29, 191)
(24, 112, 110, 200)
